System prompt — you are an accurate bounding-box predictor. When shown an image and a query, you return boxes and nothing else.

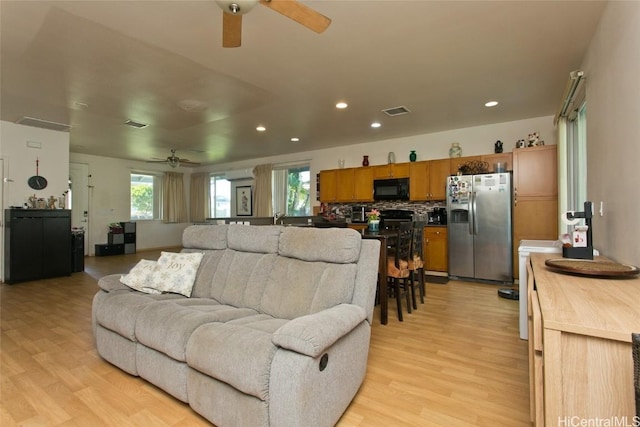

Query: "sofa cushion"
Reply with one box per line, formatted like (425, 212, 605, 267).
(208, 251, 276, 309)
(278, 227, 361, 264)
(183, 224, 228, 250)
(135, 299, 259, 361)
(227, 224, 281, 254)
(186, 316, 289, 400)
(260, 257, 358, 319)
(184, 249, 226, 299)
(94, 291, 184, 341)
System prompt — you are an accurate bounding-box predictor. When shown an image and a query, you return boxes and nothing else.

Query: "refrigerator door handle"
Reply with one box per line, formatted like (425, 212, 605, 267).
(468, 191, 474, 235)
(472, 191, 478, 235)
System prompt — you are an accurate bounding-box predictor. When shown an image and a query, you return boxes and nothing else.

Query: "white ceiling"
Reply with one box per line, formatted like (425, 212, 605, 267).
(0, 0, 607, 166)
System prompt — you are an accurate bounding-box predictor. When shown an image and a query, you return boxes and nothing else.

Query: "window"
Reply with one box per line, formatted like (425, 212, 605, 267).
(130, 173, 162, 220)
(567, 102, 587, 210)
(209, 175, 231, 218)
(272, 165, 310, 216)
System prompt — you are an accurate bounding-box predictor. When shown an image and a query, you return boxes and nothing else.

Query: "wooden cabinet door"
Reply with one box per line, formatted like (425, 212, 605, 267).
(409, 161, 429, 200)
(43, 215, 72, 277)
(336, 168, 355, 201)
(353, 167, 374, 201)
(450, 155, 482, 175)
(391, 163, 410, 178)
(428, 159, 451, 200)
(513, 145, 557, 198)
(424, 226, 448, 272)
(512, 199, 558, 278)
(373, 165, 391, 179)
(482, 152, 513, 172)
(319, 170, 338, 202)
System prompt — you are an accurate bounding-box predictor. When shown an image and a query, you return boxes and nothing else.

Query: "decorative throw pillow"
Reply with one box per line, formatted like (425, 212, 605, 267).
(149, 251, 204, 297)
(120, 259, 161, 294)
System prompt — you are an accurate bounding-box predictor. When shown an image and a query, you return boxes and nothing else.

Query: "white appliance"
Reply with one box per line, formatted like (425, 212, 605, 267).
(517, 240, 561, 340)
(447, 173, 513, 283)
(518, 240, 600, 340)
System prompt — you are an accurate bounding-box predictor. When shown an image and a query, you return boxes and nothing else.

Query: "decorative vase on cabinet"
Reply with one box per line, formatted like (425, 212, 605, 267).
(362, 155, 369, 166)
(449, 143, 462, 158)
(368, 220, 380, 232)
(388, 152, 396, 164)
(409, 150, 417, 162)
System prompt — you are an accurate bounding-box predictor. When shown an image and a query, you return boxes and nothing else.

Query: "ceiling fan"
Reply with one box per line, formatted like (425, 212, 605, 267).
(215, 0, 331, 48)
(147, 149, 201, 168)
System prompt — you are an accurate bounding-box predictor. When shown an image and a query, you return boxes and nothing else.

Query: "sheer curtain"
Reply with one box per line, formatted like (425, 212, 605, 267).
(253, 164, 273, 217)
(272, 169, 287, 215)
(163, 171, 188, 223)
(190, 172, 209, 223)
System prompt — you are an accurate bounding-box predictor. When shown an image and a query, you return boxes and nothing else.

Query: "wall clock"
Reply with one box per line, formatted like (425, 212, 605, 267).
(28, 159, 48, 190)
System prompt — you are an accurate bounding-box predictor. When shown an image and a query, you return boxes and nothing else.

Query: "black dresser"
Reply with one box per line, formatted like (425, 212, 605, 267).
(4, 209, 72, 283)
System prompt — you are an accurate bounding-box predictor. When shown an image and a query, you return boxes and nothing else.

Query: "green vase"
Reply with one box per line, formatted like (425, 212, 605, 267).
(409, 151, 417, 162)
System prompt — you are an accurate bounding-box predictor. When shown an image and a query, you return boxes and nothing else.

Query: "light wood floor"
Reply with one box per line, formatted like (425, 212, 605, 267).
(1, 250, 530, 426)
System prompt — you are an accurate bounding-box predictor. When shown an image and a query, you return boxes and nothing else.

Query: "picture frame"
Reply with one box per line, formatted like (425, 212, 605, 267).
(236, 186, 253, 216)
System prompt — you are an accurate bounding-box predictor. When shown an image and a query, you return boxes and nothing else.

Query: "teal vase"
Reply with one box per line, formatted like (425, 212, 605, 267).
(409, 150, 417, 162)
(368, 220, 380, 232)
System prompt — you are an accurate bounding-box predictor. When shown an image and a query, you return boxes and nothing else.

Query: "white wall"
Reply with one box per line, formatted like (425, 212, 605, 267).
(69, 152, 191, 254)
(0, 121, 70, 207)
(581, 1, 640, 266)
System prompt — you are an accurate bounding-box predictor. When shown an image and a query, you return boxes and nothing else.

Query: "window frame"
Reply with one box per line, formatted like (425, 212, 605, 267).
(209, 174, 231, 219)
(272, 164, 311, 217)
(130, 171, 163, 221)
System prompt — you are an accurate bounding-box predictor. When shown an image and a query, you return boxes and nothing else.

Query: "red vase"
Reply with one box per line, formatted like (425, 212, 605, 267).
(362, 155, 369, 166)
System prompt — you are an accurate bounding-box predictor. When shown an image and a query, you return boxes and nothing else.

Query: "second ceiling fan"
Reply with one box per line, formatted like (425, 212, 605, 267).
(215, 0, 331, 48)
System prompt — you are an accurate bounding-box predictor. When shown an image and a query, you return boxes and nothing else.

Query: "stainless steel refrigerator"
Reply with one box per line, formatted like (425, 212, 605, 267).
(447, 173, 513, 283)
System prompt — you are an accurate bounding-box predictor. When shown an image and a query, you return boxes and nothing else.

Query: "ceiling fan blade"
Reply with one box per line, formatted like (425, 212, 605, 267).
(222, 12, 242, 47)
(260, 0, 331, 34)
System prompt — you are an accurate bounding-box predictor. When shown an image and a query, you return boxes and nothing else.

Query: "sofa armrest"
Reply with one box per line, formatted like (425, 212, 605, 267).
(97, 274, 130, 292)
(272, 304, 367, 358)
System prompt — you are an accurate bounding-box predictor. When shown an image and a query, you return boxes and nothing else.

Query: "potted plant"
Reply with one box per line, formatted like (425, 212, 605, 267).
(367, 209, 380, 232)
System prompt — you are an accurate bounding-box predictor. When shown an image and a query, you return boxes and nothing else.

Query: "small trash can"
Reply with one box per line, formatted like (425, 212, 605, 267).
(71, 230, 85, 272)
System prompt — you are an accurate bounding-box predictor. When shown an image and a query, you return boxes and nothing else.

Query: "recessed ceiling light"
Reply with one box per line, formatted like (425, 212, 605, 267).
(485, 101, 499, 107)
(290, 137, 300, 143)
(336, 102, 348, 109)
(256, 125, 266, 132)
(371, 122, 381, 128)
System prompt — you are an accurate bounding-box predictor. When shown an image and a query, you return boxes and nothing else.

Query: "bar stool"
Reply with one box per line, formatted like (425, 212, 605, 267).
(408, 221, 426, 309)
(386, 222, 412, 321)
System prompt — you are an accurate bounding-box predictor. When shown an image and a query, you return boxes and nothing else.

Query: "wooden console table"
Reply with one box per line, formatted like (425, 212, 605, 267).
(528, 253, 639, 425)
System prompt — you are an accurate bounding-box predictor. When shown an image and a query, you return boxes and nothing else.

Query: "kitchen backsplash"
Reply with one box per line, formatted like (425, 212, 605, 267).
(325, 201, 446, 221)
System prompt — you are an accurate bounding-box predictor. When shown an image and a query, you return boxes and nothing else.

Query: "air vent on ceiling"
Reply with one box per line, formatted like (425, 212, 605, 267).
(15, 116, 71, 132)
(382, 106, 411, 117)
(124, 119, 148, 129)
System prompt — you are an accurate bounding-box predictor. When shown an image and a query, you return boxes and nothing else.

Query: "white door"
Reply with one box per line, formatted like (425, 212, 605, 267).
(69, 163, 90, 255)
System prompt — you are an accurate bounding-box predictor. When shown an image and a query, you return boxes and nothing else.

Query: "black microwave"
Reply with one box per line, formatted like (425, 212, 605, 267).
(373, 178, 410, 201)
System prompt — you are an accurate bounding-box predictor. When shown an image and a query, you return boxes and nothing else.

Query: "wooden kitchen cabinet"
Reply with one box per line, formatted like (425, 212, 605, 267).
(512, 145, 558, 278)
(450, 155, 481, 175)
(409, 159, 450, 201)
(482, 152, 513, 172)
(528, 253, 639, 425)
(335, 167, 373, 202)
(513, 145, 557, 199)
(409, 161, 429, 200)
(424, 226, 447, 272)
(319, 170, 338, 202)
(428, 158, 451, 200)
(373, 163, 409, 179)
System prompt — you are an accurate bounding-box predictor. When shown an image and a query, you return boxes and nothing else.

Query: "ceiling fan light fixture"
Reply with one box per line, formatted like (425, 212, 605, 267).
(167, 157, 180, 168)
(215, 0, 258, 15)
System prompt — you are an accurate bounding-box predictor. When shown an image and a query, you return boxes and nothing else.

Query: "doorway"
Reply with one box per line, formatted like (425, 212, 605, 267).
(69, 163, 90, 255)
